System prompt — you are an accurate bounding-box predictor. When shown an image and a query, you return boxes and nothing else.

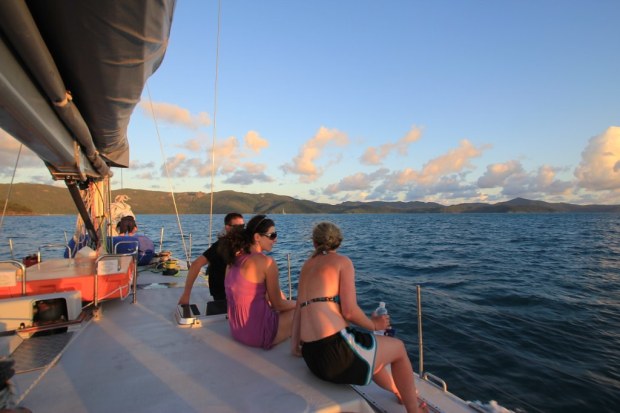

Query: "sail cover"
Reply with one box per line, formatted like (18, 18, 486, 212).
(0, 0, 176, 179)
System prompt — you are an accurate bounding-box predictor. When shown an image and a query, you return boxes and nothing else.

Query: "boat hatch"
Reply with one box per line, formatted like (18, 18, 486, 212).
(0, 291, 82, 334)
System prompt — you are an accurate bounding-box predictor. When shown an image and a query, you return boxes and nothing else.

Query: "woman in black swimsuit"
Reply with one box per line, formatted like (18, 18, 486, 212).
(291, 222, 426, 413)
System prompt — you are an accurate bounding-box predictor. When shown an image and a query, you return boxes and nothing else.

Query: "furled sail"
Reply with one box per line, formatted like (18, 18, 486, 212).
(0, 0, 176, 180)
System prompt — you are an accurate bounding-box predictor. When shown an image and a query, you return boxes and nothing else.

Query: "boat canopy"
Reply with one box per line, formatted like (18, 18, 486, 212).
(0, 0, 176, 180)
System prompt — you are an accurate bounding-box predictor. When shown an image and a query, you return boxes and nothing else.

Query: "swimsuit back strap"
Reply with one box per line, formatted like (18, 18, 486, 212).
(300, 295, 340, 308)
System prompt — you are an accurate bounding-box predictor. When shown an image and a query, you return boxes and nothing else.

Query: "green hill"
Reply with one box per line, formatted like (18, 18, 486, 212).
(1, 183, 619, 215)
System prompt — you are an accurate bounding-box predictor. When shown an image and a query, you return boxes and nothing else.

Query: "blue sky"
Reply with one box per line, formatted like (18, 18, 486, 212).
(1, 1, 619, 205)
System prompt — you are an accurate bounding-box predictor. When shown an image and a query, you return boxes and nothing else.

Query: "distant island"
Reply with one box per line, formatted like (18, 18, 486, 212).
(1, 183, 619, 215)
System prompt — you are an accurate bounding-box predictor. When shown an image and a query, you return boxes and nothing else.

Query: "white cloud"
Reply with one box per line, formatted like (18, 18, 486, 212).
(360, 126, 422, 165)
(575, 126, 620, 190)
(139, 101, 211, 129)
(244, 131, 268, 153)
(281, 127, 349, 183)
(477, 160, 524, 188)
(0, 128, 46, 175)
(323, 169, 390, 195)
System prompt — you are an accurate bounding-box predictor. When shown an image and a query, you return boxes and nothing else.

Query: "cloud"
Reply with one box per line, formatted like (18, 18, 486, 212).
(417, 139, 488, 185)
(323, 169, 390, 195)
(223, 170, 274, 185)
(129, 160, 156, 169)
(244, 131, 268, 153)
(155, 132, 275, 185)
(0, 128, 46, 175)
(182, 138, 204, 152)
(574, 126, 620, 190)
(371, 140, 487, 189)
(477, 160, 525, 188)
(404, 176, 479, 201)
(281, 127, 349, 183)
(139, 101, 211, 129)
(161, 153, 188, 177)
(491, 163, 573, 199)
(322, 140, 487, 202)
(210, 136, 241, 173)
(241, 162, 268, 174)
(360, 126, 422, 165)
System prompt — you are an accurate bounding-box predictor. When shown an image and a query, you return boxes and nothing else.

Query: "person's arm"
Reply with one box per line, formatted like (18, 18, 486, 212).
(178, 255, 208, 304)
(290, 261, 308, 356)
(290, 301, 302, 356)
(264, 256, 296, 311)
(338, 256, 389, 331)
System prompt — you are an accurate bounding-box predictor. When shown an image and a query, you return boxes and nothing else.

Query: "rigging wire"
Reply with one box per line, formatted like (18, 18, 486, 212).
(145, 82, 190, 264)
(208, 0, 222, 247)
(0, 143, 23, 237)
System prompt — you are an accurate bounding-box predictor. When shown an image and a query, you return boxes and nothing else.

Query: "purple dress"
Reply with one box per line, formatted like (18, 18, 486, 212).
(225, 253, 279, 349)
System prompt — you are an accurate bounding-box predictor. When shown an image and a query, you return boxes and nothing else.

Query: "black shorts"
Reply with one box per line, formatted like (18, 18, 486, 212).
(301, 327, 376, 385)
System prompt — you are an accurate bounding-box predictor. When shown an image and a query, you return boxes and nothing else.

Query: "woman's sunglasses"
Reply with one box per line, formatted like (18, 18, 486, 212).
(260, 232, 278, 240)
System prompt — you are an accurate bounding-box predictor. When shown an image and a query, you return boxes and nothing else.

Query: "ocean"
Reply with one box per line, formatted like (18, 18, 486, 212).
(1, 213, 619, 412)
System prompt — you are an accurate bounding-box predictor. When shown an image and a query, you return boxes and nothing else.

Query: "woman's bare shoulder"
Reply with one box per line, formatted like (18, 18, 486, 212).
(251, 252, 275, 267)
(334, 253, 353, 265)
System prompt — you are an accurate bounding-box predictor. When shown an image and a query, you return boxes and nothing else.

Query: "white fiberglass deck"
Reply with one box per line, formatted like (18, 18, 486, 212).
(12, 274, 375, 413)
(10, 269, 477, 413)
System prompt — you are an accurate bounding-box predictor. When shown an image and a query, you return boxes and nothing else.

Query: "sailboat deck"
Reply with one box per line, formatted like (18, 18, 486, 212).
(12, 273, 376, 413)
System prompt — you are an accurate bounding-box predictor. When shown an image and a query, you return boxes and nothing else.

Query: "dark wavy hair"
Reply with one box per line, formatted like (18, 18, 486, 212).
(218, 214, 275, 264)
(117, 216, 137, 235)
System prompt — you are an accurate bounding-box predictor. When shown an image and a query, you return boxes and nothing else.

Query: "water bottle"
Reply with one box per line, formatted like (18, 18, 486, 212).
(373, 302, 388, 335)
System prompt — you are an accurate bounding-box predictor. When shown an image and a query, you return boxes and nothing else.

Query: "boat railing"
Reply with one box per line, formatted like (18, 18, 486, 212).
(37, 243, 72, 262)
(416, 285, 451, 394)
(94, 252, 138, 311)
(0, 259, 26, 296)
(112, 240, 139, 304)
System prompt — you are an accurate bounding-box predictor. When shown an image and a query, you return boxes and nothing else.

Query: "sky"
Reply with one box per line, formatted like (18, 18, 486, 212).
(1, 0, 620, 205)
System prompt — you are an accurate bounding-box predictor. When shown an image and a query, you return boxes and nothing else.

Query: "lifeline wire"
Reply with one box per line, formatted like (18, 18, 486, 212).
(208, 0, 222, 247)
(145, 83, 190, 264)
(0, 143, 23, 237)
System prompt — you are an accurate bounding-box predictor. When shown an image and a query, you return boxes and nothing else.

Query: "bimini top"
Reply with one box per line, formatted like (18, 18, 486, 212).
(0, 1, 176, 180)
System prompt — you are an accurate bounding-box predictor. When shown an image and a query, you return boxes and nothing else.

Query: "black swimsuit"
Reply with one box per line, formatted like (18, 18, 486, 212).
(299, 294, 377, 386)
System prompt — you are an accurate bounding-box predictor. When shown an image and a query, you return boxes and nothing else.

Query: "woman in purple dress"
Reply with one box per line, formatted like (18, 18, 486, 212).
(218, 215, 296, 349)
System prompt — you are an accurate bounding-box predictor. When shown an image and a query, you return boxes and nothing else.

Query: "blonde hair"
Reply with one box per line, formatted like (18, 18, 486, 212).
(312, 222, 343, 257)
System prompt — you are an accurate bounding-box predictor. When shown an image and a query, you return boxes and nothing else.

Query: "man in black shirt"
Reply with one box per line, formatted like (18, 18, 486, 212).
(178, 212, 244, 314)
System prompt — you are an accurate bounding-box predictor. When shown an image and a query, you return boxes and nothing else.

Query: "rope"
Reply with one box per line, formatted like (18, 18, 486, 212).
(207, 0, 222, 247)
(145, 83, 190, 264)
(0, 144, 23, 237)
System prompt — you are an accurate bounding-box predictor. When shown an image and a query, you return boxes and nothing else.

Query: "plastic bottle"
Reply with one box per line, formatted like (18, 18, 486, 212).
(373, 302, 388, 335)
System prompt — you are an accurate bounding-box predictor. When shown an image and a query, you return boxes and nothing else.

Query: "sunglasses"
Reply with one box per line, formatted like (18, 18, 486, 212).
(260, 232, 278, 240)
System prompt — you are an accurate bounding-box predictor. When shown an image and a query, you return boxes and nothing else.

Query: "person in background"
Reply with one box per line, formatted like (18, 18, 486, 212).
(178, 212, 244, 314)
(291, 222, 427, 413)
(218, 214, 296, 349)
(114, 215, 155, 267)
(116, 215, 138, 236)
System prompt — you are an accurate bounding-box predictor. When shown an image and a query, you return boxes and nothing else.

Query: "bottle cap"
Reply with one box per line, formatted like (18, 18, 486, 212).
(379, 301, 385, 307)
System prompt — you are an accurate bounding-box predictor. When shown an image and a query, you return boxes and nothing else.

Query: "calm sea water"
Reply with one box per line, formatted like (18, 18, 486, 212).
(1, 213, 619, 412)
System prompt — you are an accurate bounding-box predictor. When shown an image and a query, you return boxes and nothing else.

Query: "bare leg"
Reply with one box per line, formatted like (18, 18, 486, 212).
(373, 336, 419, 413)
(373, 366, 402, 403)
